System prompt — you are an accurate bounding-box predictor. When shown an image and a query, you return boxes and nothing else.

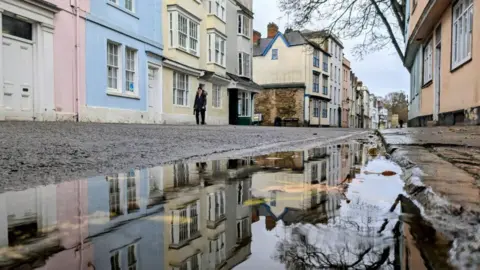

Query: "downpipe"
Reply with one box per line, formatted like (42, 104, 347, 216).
(73, 0, 80, 122)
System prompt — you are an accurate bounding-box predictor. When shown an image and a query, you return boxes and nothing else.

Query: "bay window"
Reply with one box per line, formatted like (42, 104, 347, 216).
(423, 39, 433, 84)
(168, 9, 200, 56)
(237, 14, 250, 36)
(313, 73, 320, 93)
(322, 102, 328, 118)
(452, 0, 473, 69)
(238, 91, 251, 117)
(313, 50, 320, 67)
(173, 71, 189, 106)
(208, 33, 226, 66)
(313, 100, 320, 117)
(238, 52, 251, 77)
(209, 0, 226, 21)
(170, 201, 200, 246)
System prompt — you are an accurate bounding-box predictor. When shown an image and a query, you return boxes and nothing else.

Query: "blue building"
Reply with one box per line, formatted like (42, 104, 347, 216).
(87, 168, 165, 269)
(83, 0, 163, 123)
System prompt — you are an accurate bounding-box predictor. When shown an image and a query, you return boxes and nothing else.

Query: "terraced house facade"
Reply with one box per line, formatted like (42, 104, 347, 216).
(406, 0, 479, 126)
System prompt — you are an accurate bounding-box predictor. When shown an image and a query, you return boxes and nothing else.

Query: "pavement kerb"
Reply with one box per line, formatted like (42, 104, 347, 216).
(376, 129, 480, 269)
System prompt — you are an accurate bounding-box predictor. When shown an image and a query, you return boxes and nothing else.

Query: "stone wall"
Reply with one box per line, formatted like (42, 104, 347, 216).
(255, 88, 305, 126)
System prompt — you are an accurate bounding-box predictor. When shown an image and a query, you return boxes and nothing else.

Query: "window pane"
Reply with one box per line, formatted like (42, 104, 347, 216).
(2, 15, 32, 40)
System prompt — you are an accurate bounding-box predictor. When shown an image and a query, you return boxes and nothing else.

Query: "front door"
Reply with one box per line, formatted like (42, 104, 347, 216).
(148, 65, 160, 122)
(433, 25, 442, 121)
(2, 36, 34, 120)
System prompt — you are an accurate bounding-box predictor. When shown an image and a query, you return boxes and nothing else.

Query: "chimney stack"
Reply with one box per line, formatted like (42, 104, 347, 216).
(253, 30, 261, 46)
(267, 22, 279, 38)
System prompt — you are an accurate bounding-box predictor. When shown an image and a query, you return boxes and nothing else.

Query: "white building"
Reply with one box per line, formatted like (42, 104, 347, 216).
(0, 0, 57, 121)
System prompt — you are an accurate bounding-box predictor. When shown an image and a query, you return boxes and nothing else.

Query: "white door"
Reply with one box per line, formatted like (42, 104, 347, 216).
(147, 66, 159, 122)
(2, 36, 34, 120)
(433, 25, 441, 121)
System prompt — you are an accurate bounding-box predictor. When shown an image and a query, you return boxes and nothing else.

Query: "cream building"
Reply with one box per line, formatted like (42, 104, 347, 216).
(253, 23, 332, 126)
(161, 0, 231, 125)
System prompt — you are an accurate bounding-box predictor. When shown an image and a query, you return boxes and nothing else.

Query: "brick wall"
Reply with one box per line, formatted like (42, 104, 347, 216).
(255, 88, 305, 126)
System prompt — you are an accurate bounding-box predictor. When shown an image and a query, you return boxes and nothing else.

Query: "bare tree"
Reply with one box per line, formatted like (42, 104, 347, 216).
(278, 0, 406, 61)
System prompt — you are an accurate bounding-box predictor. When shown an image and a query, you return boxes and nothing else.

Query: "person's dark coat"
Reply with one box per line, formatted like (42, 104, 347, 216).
(194, 92, 207, 111)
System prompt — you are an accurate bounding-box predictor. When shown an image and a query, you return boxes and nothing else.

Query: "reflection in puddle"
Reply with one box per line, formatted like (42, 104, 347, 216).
(0, 141, 452, 269)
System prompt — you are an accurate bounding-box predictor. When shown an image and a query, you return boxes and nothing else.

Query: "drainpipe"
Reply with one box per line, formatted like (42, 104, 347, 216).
(74, 0, 80, 122)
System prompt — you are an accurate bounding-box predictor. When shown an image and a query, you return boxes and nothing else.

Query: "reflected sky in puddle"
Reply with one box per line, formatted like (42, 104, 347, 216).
(0, 141, 451, 270)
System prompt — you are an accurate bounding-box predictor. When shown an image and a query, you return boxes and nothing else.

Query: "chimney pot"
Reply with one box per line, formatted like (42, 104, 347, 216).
(253, 30, 261, 46)
(267, 22, 279, 38)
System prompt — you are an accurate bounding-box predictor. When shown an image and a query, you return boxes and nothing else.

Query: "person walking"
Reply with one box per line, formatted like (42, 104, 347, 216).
(193, 85, 207, 125)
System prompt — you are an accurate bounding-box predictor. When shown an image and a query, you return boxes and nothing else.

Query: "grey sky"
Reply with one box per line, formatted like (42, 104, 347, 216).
(252, 0, 410, 98)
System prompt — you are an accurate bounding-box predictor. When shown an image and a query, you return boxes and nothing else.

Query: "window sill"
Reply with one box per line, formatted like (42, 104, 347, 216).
(212, 106, 223, 110)
(169, 232, 202, 250)
(207, 14, 226, 24)
(107, 90, 140, 99)
(207, 62, 226, 69)
(107, 2, 139, 19)
(173, 104, 190, 108)
(421, 80, 433, 89)
(451, 57, 472, 73)
(237, 33, 251, 40)
(175, 47, 200, 59)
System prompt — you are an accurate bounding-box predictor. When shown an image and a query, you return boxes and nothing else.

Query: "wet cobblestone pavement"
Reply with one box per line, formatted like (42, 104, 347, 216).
(0, 139, 454, 270)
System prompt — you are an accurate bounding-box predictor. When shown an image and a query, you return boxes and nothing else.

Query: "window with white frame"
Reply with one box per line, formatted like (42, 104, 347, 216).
(125, 0, 134, 12)
(173, 71, 189, 106)
(238, 91, 251, 117)
(423, 39, 433, 84)
(107, 41, 120, 91)
(313, 49, 320, 67)
(127, 245, 137, 270)
(208, 33, 226, 66)
(322, 101, 328, 118)
(125, 47, 137, 93)
(170, 201, 200, 245)
(330, 63, 333, 80)
(313, 73, 320, 93)
(168, 10, 200, 56)
(272, 49, 278, 60)
(237, 14, 250, 36)
(238, 52, 251, 77)
(172, 253, 201, 270)
(236, 218, 250, 240)
(212, 85, 221, 108)
(110, 251, 120, 270)
(209, 0, 226, 21)
(452, 0, 473, 69)
(313, 100, 320, 117)
(208, 233, 226, 267)
(208, 190, 225, 221)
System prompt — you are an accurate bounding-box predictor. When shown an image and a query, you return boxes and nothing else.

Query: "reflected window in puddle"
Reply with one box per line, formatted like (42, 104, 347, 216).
(208, 190, 225, 224)
(127, 170, 139, 214)
(208, 232, 226, 268)
(172, 253, 201, 270)
(174, 164, 189, 187)
(236, 218, 250, 242)
(109, 176, 122, 219)
(127, 244, 138, 270)
(237, 182, 244, 205)
(110, 251, 120, 270)
(170, 201, 200, 248)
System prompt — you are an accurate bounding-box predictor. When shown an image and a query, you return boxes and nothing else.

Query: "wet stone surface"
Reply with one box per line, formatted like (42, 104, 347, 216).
(0, 140, 452, 270)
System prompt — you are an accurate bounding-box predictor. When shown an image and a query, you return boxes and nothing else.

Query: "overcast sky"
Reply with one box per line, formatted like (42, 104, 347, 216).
(252, 0, 410, 98)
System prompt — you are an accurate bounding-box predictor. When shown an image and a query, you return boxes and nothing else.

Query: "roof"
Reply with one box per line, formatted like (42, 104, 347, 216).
(226, 72, 262, 90)
(234, 0, 254, 17)
(253, 30, 331, 57)
(301, 29, 344, 49)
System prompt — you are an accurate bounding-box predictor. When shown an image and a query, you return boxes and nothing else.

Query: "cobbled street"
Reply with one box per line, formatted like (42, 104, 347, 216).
(0, 121, 367, 191)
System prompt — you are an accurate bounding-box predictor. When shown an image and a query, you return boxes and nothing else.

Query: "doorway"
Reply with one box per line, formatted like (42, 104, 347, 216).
(2, 33, 34, 120)
(433, 25, 441, 121)
(147, 64, 161, 122)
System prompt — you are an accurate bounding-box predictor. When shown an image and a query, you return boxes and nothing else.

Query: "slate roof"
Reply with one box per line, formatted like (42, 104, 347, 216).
(253, 30, 331, 57)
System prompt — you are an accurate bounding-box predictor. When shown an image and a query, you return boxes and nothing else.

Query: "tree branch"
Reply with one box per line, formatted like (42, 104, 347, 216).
(369, 0, 404, 60)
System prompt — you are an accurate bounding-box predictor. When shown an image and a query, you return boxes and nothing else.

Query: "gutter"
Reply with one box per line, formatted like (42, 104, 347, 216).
(72, 0, 80, 122)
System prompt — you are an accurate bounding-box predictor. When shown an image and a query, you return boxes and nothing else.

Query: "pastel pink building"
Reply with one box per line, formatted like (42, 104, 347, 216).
(0, 0, 87, 121)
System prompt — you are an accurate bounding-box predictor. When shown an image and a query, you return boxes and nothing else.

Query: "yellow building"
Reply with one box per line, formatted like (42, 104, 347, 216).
(161, 0, 231, 125)
(405, 0, 480, 126)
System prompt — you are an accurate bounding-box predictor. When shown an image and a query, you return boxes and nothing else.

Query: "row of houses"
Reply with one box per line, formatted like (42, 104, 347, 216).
(0, 0, 260, 125)
(0, 142, 366, 269)
(251, 23, 382, 128)
(405, 0, 479, 126)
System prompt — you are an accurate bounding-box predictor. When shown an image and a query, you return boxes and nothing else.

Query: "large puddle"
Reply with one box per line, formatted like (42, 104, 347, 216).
(0, 141, 452, 269)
